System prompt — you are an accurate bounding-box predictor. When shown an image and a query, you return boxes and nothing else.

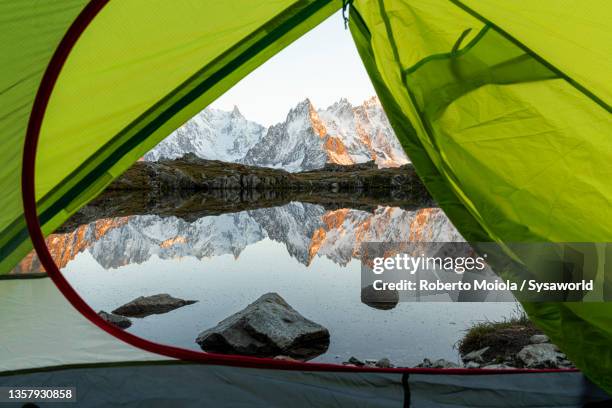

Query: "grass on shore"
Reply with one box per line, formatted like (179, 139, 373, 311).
(457, 306, 541, 363)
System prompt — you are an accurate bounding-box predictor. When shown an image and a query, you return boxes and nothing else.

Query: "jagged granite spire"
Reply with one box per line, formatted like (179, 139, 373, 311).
(146, 97, 409, 171)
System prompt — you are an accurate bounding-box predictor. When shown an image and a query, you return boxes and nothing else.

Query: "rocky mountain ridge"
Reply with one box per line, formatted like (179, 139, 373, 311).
(108, 153, 428, 199)
(145, 96, 408, 171)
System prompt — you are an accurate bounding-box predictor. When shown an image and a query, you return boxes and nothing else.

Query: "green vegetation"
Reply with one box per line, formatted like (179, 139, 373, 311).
(457, 306, 540, 363)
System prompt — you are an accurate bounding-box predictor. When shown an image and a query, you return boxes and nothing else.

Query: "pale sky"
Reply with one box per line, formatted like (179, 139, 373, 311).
(210, 10, 376, 126)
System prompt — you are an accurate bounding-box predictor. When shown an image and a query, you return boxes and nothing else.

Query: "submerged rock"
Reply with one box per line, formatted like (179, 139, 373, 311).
(112, 294, 197, 318)
(98, 310, 132, 329)
(196, 293, 329, 360)
(360, 284, 399, 310)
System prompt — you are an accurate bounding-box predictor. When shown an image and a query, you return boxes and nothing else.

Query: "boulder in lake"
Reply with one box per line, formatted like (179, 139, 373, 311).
(98, 310, 132, 329)
(112, 294, 197, 318)
(196, 293, 329, 360)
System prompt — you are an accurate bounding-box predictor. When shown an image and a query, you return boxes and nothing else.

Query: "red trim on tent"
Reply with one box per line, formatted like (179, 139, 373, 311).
(21, 0, 578, 376)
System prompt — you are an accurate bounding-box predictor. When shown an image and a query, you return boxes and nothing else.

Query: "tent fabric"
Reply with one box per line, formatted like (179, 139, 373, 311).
(349, 0, 612, 392)
(0, 0, 611, 398)
(0, 0, 339, 273)
(1, 364, 405, 407)
(0, 278, 163, 373)
(1, 364, 610, 408)
(0, 0, 89, 273)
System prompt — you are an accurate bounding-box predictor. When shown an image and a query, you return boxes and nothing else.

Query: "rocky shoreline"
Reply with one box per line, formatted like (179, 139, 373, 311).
(108, 154, 430, 197)
(342, 333, 575, 370)
(96, 290, 572, 370)
(341, 314, 577, 370)
(58, 155, 434, 232)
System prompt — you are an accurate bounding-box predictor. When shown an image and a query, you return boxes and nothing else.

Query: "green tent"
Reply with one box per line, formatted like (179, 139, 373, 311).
(1, 0, 610, 402)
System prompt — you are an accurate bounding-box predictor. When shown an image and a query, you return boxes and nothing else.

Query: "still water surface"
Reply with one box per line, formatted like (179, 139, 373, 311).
(36, 202, 516, 366)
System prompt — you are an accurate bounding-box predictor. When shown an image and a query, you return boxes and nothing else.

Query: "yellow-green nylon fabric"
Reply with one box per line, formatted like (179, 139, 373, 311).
(0, 0, 339, 273)
(37, 0, 308, 196)
(350, 0, 611, 392)
(0, 1, 89, 273)
(460, 0, 612, 108)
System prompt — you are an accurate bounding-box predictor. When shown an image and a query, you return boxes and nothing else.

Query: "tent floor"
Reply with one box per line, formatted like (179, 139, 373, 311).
(1, 362, 610, 407)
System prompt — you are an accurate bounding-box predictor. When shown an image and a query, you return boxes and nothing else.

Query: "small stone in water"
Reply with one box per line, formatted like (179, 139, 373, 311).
(432, 359, 460, 368)
(347, 356, 365, 366)
(376, 358, 393, 368)
(416, 358, 433, 368)
(98, 310, 132, 329)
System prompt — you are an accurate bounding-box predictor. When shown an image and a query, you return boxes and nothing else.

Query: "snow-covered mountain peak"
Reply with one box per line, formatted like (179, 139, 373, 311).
(362, 95, 380, 107)
(242, 98, 327, 171)
(326, 97, 353, 115)
(146, 96, 409, 171)
(230, 105, 243, 118)
(286, 98, 314, 119)
(144, 106, 265, 163)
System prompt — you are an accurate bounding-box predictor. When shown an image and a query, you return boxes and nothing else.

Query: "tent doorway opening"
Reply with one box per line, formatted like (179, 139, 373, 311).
(12, 7, 526, 370)
(1, 0, 610, 405)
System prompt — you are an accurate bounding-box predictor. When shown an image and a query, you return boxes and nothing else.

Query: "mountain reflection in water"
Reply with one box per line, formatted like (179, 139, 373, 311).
(16, 203, 462, 272)
(14, 202, 517, 366)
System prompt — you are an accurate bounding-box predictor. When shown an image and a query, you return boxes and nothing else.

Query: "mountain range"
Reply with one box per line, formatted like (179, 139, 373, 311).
(144, 97, 409, 171)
